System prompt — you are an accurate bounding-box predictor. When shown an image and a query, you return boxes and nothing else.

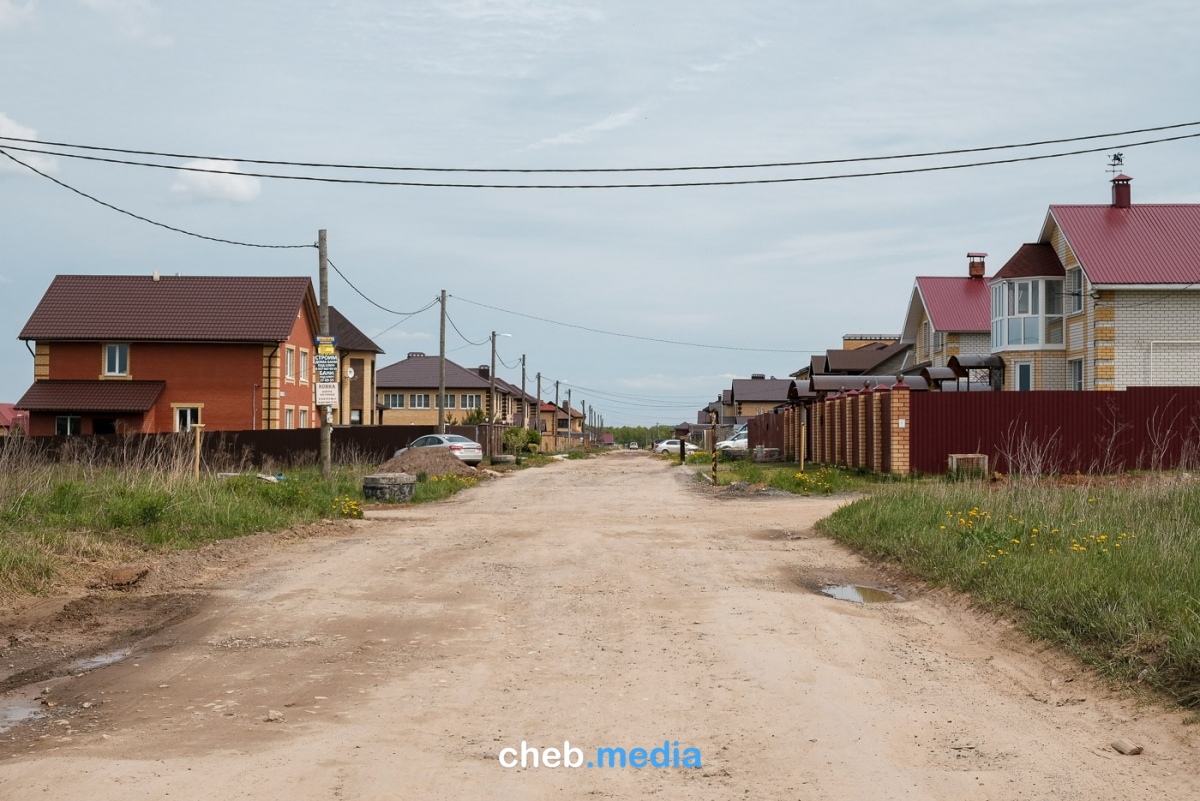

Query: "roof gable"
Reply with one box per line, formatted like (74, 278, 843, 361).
(19, 275, 316, 343)
(729, 377, 792, 403)
(907, 276, 991, 334)
(328, 306, 383, 354)
(1047, 204, 1200, 285)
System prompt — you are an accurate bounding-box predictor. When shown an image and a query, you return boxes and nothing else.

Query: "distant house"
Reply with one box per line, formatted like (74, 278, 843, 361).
(728, 374, 792, 420)
(14, 274, 373, 435)
(989, 175, 1200, 390)
(900, 255, 992, 372)
(0, 403, 28, 436)
(375, 352, 490, 425)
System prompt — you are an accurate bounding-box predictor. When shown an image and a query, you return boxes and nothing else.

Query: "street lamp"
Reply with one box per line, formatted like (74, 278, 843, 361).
(490, 332, 512, 424)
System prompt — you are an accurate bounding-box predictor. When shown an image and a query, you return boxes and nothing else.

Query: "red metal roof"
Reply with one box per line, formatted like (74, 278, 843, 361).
(15, 380, 165, 412)
(19, 275, 315, 342)
(915, 276, 991, 332)
(992, 243, 1064, 280)
(0, 403, 29, 429)
(1049, 204, 1200, 285)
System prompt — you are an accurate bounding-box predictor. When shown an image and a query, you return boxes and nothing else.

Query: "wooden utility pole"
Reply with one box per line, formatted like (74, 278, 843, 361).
(520, 355, 527, 429)
(536, 372, 542, 446)
(318, 229, 331, 479)
(581, 400, 586, 447)
(554, 380, 560, 452)
(438, 290, 447, 434)
(565, 389, 572, 450)
(489, 331, 497, 424)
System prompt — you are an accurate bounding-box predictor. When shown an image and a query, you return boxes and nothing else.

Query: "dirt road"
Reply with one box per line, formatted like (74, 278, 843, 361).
(1, 452, 1197, 799)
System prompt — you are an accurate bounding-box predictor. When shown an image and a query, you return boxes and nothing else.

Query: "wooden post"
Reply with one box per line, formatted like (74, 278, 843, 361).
(192, 424, 205, 481)
(318, 229, 331, 479)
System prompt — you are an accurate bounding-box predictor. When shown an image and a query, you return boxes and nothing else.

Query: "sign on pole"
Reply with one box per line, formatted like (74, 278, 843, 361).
(316, 382, 340, 407)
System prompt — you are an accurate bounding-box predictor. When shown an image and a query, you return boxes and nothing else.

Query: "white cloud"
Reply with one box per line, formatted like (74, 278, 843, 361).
(0, 113, 57, 175)
(170, 160, 261, 203)
(0, 0, 34, 29)
(530, 104, 648, 148)
(689, 38, 769, 74)
(80, 0, 172, 46)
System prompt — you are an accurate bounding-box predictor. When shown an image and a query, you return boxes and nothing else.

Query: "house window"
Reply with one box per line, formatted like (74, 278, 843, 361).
(1066, 268, 1084, 313)
(410, 394, 431, 409)
(55, 415, 81, 436)
(350, 409, 362, 425)
(462, 394, 481, 409)
(285, 347, 296, 382)
(1016, 362, 1033, 392)
(104, 343, 129, 376)
(922, 320, 933, 359)
(1068, 359, 1083, 391)
(383, 393, 405, 408)
(175, 407, 201, 432)
(991, 278, 1063, 350)
(299, 349, 310, 383)
(285, 407, 295, 429)
(435, 394, 456, 409)
(299, 407, 309, 428)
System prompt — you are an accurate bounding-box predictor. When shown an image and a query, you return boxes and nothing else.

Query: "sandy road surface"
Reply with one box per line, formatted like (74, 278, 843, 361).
(1, 452, 1197, 799)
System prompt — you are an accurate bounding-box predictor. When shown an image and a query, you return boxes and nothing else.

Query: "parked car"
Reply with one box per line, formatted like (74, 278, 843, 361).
(652, 439, 700, 455)
(716, 431, 749, 452)
(628, 442, 640, 450)
(394, 434, 484, 465)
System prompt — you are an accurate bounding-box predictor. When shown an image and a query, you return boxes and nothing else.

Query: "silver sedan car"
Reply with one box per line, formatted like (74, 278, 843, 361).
(394, 434, 484, 465)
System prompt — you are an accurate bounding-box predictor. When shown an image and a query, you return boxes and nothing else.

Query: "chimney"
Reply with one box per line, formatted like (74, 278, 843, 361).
(152, 270, 160, 282)
(406, 352, 425, 359)
(1111, 173, 1132, 209)
(751, 373, 765, 380)
(967, 252, 987, 279)
(477, 365, 490, 380)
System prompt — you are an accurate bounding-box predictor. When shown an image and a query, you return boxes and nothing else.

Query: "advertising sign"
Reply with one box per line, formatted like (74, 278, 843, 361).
(316, 382, 339, 406)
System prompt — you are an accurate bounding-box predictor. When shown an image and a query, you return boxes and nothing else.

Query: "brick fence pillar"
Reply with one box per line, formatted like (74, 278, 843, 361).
(890, 380, 911, 477)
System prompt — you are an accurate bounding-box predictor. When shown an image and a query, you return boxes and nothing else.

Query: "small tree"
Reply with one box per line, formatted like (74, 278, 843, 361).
(463, 407, 486, 425)
(502, 427, 529, 455)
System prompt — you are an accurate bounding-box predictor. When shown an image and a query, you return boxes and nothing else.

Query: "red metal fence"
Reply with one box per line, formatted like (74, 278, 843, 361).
(909, 387, 1200, 474)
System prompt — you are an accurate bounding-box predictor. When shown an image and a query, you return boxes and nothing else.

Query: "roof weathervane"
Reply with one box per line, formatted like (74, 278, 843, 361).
(1107, 152, 1125, 176)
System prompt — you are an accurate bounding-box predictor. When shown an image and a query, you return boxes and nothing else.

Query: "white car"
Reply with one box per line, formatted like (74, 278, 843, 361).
(652, 439, 700, 455)
(716, 431, 749, 452)
(394, 434, 484, 465)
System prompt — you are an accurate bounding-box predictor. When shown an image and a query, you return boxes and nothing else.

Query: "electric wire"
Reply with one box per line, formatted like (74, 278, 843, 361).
(326, 260, 438, 317)
(444, 311, 491, 346)
(495, 351, 521, 370)
(451, 295, 822, 353)
(0, 147, 312, 249)
(4, 133, 1198, 188)
(2, 120, 1196, 173)
(369, 300, 440, 339)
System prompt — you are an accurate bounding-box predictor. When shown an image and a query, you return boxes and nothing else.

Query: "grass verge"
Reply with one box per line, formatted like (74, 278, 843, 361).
(816, 477, 1200, 707)
(709, 461, 880, 496)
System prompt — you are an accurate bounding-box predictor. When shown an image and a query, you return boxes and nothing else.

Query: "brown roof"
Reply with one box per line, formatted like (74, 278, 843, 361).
(15, 380, 165, 412)
(19, 275, 316, 343)
(730, 377, 792, 403)
(992, 243, 1065, 280)
(375, 354, 490, 390)
(823, 341, 910, 373)
(328, 306, 383, 354)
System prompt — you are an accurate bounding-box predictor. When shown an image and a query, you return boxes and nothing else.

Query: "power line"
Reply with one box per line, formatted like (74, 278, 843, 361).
(326, 260, 438, 317)
(3, 131, 1199, 189)
(2, 120, 1197, 173)
(445, 311, 490, 346)
(369, 300, 440, 339)
(0, 147, 312, 249)
(451, 294, 822, 353)
(495, 351, 521, 370)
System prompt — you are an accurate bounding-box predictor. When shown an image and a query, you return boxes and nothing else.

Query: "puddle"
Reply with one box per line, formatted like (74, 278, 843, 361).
(70, 649, 131, 673)
(0, 697, 46, 732)
(821, 585, 904, 604)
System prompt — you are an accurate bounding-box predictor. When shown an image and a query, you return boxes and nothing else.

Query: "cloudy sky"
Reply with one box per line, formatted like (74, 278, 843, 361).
(2, 1, 1199, 425)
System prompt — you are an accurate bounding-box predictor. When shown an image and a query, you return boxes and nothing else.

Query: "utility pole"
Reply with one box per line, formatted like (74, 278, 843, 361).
(554, 380, 560, 452)
(520, 355, 527, 429)
(565, 389, 572, 450)
(536, 372, 542, 445)
(438, 290, 447, 434)
(318, 229, 331, 479)
(489, 331, 497, 424)
(581, 400, 586, 446)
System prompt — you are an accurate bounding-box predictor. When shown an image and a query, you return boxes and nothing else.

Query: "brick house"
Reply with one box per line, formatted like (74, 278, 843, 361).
(899, 255, 992, 371)
(0, 403, 28, 436)
(375, 353, 494, 426)
(728, 375, 792, 421)
(989, 175, 1200, 390)
(328, 307, 384, 425)
(15, 274, 371, 435)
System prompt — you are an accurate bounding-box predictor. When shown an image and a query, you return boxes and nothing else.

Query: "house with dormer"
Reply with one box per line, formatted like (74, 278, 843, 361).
(15, 274, 376, 435)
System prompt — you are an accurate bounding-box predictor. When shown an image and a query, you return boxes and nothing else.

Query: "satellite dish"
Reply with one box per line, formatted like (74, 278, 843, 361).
(345, 366, 356, 379)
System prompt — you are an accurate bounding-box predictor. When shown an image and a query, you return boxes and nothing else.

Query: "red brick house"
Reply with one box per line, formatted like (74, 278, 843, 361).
(14, 274, 371, 435)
